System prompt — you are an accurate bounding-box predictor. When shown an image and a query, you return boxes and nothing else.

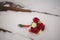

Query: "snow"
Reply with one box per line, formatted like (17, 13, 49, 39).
(0, 11, 60, 40)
